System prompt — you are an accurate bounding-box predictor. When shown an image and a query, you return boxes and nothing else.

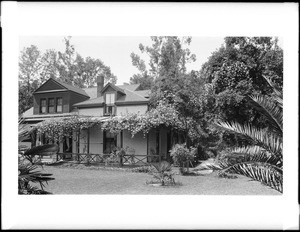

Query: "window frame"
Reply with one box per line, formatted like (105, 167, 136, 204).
(56, 97, 63, 113)
(104, 92, 116, 116)
(105, 93, 116, 105)
(40, 98, 47, 114)
(48, 98, 55, 114)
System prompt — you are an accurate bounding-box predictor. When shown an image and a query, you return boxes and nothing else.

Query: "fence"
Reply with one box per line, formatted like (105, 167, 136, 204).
(56, 152, 164, 166)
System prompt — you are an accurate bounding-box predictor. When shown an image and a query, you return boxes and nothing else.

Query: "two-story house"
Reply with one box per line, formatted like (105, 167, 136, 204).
(21, 76, 174, 161)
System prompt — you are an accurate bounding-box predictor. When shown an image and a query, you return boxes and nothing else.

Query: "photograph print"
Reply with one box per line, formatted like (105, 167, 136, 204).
(18, 36, 283, 195)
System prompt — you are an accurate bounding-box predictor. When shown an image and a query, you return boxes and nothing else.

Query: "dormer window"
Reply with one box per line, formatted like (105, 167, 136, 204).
(104, 93, 116, 116)
(48, 98, 55, 113)
(56, 97, 63, 113)
(40, 99, 47, 114)
(105, 93, 115, 104)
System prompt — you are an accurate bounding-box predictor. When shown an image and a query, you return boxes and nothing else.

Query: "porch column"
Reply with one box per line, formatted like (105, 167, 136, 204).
(87, 127, 90, 154)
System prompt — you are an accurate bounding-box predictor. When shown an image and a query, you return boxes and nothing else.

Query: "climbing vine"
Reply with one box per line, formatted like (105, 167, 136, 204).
(102, 100, 186, 137)
(34, 115, 103, 142)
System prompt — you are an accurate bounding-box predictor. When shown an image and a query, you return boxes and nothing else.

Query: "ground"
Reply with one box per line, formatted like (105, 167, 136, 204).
(40, 165, 281, 195)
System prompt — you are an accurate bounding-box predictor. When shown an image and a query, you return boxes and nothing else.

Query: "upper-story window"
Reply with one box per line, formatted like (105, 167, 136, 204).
(104, 93, 116, 116)
(40, 99, 47, 114)
(48, 98, 55, 113)
(105, 93, 115, 105)
(56, 97, 63, 113)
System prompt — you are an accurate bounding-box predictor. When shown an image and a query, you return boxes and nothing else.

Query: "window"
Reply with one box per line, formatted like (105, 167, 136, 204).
(104, 93, 116, 115)
(105, 93, 115, 105)
(106, 106, 114, 115)
(48, 98, 55, 113)
(40, 99, 47, 113)
(56, 97, 62, 113)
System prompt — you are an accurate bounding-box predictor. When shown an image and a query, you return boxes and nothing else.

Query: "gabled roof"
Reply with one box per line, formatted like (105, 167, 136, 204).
(83, 84, 141, 98)
(100, 83, 126, 95)
(74, 87, 149, 108)
(115, 89, 149, 104)
(34, 78, 89, 97)
(73, 96, 105, 107)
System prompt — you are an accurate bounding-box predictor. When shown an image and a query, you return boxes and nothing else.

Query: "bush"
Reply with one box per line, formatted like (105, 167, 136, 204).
(146, 161, 177, 186)
(170, 144, 196, 174)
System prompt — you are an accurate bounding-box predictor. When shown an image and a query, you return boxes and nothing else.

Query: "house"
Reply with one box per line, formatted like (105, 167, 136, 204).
(20, 76, 181, 163)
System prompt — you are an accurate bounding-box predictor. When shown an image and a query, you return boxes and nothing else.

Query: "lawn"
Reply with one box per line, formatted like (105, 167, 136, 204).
(40, 164, 281, 195)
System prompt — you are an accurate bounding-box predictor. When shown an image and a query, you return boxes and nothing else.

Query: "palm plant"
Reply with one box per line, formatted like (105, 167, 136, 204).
(148, 161, 176, 186)
(19, 120, 58, 194)
(210, 75, 283, 192)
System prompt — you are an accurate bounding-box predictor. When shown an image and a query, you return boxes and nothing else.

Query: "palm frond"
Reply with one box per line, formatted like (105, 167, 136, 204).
(231, 145, 266, 156)
(250, 94, 282, 133)
(262, 75, 283, 107)
(215, 121, 282, 156)
(207, 157, 283, 192)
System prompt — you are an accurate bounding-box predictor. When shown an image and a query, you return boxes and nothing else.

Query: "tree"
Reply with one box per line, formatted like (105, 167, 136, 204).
(19, 45, 42, 114)
(129, 36, 196, 92)
(200, 37, 283, 147)
(209, 76, 283, 192)
(56, 37, 117, 87)
(40, 49, 60, 81)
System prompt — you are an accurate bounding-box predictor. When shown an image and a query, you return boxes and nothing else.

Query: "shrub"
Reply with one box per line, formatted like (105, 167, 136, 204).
(170, 144, 196, 174)
(146, 161, 176, 186)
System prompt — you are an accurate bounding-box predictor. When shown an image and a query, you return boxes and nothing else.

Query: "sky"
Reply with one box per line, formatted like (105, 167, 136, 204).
(19, 36, 225, 85)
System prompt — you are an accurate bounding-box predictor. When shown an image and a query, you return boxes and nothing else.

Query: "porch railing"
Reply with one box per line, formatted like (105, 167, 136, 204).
(56, 152, 165, 166)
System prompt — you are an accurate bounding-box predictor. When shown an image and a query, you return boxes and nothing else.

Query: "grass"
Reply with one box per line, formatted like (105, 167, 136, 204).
(39, 164, 281, 195)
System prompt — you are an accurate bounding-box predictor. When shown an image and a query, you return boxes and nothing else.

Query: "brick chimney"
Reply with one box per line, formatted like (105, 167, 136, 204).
(97, 75, 104, 97)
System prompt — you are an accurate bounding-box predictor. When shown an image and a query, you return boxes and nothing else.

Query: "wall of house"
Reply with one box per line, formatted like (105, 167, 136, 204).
(123, 130, 147, 156)
(78, 125, 103, 154)
(116, 104, 148, 116)
(89, 125, 103, 154)
(79, 129, 88, 153)
(78, 107, 104, 117)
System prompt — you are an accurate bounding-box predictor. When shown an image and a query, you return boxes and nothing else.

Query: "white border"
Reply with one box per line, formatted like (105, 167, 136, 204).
(2, 2, 299, 229)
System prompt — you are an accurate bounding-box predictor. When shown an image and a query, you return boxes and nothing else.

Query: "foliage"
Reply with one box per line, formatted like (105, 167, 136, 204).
(209, 76, 283, 192)
(130, 73, 154, 90)
(102, 99, 185, 136)
(200, 37, 283, 128)
(129, 36, 196, 91)
(18, 162, 55, 194)
(19, 121, 58, 194)
(34, 115, 102, 143)
(18, 45, 43, 114)
(170, 144, 196, 174)
(146, 161, 176, 186)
